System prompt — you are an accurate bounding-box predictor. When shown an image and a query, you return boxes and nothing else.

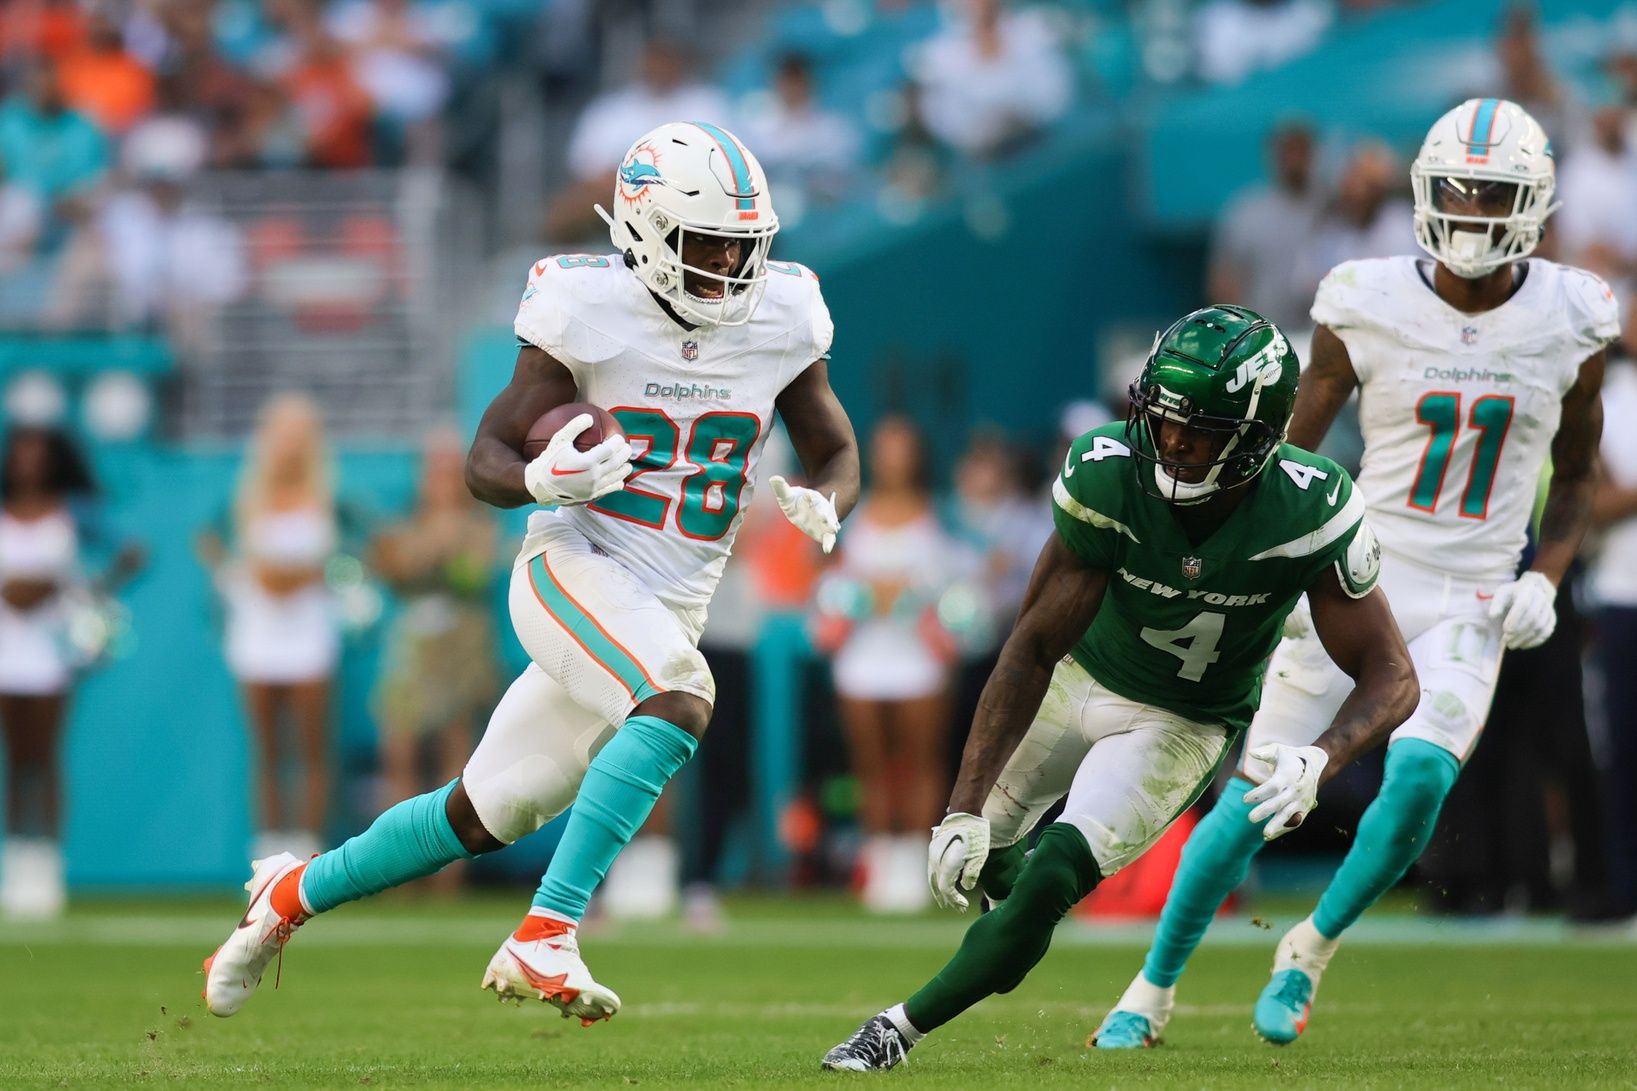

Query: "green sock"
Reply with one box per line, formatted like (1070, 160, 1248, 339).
(979, 840, 1028, 902)
(904, 824, 1101, 1033)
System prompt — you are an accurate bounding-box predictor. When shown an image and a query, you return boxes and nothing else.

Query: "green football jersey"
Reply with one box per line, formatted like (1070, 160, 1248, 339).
(1052, 423, 1378, 732)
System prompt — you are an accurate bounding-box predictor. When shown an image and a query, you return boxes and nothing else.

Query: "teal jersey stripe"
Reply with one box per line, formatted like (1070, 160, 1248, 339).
(526, 553, 663, 704)
(693, 121, 756, 212)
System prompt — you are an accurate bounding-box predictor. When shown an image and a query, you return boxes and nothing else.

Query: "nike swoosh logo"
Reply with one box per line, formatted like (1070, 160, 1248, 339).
(533, 261, 547, 278)
(237, 871, 281, 929)
(1476, 591, 1494, 601)
(1325, 480, 1342, 505)
(550, 467, 582, 477)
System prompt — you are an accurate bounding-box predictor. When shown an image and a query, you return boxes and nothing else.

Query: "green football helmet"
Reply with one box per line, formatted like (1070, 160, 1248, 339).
(1125, 304, 1299, 505)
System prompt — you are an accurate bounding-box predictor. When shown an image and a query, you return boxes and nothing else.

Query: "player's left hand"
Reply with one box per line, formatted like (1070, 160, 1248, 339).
(1487, 570, 1557, 650)
(1243, 744, 1329, 842)
(927, 812, 990, 912)
(768, 475, 839, 553)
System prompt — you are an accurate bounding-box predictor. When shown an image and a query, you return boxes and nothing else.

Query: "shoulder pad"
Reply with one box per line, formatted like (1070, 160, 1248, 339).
(513, 254, 625, 364)
(1558, 265, 1622, 352)
(1309, 257, 1406, 331)
(765, 259, 834, 362)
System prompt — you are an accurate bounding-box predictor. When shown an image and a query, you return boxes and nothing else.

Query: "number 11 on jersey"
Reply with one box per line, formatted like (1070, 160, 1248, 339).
(1408, 392, 1514, 519)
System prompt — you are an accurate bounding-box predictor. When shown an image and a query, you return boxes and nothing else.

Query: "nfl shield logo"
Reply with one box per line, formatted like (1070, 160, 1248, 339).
(681, 339, 700, 361)
(1181, 556, 1203, 580)
(1461, 325, 1479, 346)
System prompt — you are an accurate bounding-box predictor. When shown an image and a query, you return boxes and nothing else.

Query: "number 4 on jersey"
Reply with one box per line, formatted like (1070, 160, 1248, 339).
(1066, 436, 1131, 476)
(1140, 611, 1225, 682)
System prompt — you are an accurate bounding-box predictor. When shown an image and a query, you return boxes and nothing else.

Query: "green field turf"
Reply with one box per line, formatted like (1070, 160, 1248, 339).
(2, 894, 1633, 1089)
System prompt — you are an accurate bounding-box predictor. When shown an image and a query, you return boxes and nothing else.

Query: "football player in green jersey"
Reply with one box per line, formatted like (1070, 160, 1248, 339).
(821, 305, 1420, 1072)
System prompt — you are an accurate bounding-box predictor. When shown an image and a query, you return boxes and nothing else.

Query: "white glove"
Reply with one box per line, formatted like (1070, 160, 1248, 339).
(1242, 744, 1329, 842)
(927, 812, 990, 912)
(523, 413, 632, 507)
(768, 474, 839, 553)
(1281, 595, 1313, 641)
(1487, 570, 1557, 650)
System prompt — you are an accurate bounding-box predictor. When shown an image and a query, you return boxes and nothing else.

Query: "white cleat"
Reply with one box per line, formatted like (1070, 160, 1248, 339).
(202, 852, 308, 1017)
(481, 914, 621, 1025)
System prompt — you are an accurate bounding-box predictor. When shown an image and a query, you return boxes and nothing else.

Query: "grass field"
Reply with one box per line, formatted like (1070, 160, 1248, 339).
(2, 893, 1634, 1089)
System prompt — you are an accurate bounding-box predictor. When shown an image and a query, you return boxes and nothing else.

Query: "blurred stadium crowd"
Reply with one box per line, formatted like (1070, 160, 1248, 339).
(2, 0, 1637, 929)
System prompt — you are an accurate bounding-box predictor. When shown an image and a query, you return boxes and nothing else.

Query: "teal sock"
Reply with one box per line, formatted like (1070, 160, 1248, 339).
(904, 824, 1100, 1033)
(1313, 739, 1458, 938)
(301, 779, 473, 914)
(532, 715, 697, 921)
(1141, 778, 1267, 988)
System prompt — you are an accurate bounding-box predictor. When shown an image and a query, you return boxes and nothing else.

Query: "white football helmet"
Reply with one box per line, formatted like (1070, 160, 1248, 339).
(1410, 98, 1559, 279)
(595, 121, 779, 327)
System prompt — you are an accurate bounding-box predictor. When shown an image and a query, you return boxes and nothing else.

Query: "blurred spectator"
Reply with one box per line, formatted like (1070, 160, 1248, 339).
(1555, 106, 1637, 294)
(878, 81, 947, 207)
(198, 395, 342, 863)
(1490, 4, 1579, 158)
(0, 0, 87, 68)
(1296, 140, 1414, 300)
(54, 113, 247, 343)
(273, 0, 376, 168)
(737, 52, 862, 210)
(911, 0, 1071, 161)
(56, 3, 155, 136)
(149, 2, 262, 169)
(1196, 0, 1332, 86)
(0, 61, 109, 252)
(1588, 355, 1637, 918)
(0, 176, 43, 275)
(326, 0, 455, 164)
(946, 431, 1049, 786)
(0, 426, 140, 920)
(949, 430, 1049, 638)
(1207, 120, 1321, 333)
(368, 427, 498, 894)
(546, 39, 731, 242)
(814, 417, 962, 914)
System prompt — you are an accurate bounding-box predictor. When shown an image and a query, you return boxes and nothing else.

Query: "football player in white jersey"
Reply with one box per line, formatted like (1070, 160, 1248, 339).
(202, 121, 860, 1023)
(1097, 98, 1619, 1049)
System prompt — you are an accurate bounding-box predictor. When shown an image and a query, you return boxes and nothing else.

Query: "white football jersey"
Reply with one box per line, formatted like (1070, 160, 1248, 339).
(1312, 256, 1619, 582)
(513, 253, 834, 608)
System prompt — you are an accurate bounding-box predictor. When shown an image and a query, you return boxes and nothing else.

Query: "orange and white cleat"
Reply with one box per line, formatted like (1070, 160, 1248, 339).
(481, 912, 621, 1025)
(201, 852, 307, 1017)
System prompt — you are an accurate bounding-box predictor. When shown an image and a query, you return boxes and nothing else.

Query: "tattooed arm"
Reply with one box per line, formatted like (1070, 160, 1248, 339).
(945, 534, 1109, 814)
(1530, 349, 1607, 586)
(1285, 324, 1361, 453)
(1304, 567, 1419, 784)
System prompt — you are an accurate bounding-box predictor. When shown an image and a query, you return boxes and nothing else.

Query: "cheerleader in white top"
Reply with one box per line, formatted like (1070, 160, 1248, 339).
(198, 395, 340, 862)
(0, 427, 141, 919)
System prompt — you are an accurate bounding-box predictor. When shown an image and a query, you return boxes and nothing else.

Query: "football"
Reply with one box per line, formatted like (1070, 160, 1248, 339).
(522, 402, 623, 460)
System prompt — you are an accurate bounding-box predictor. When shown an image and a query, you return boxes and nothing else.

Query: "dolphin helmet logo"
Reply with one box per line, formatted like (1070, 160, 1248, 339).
(618, 142, 667, 204)
(619, 162, 663, 187)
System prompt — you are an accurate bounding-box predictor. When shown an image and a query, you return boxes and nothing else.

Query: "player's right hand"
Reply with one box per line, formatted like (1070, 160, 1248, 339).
(523, 413, 633, 507)
(927, 812, 990, 912)
(1243, 743, 1328, 842)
